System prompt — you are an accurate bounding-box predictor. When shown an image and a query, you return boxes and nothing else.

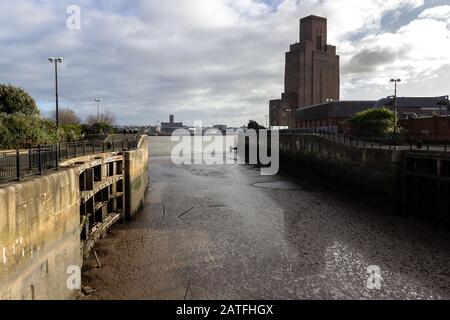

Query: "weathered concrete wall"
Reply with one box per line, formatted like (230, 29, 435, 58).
(124, 137, 149, 220)
(279, 134, 404, 201)
(0, 169, 81, 300)
(0, 137, 150, 300)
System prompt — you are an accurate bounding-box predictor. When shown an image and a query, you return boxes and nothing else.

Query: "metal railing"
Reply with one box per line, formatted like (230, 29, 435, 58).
(279, 128, 450, 152)
(0, 137, 140, 183)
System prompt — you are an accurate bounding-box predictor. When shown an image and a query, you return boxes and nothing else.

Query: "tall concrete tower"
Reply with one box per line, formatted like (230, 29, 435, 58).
(270, 15, 340, 128)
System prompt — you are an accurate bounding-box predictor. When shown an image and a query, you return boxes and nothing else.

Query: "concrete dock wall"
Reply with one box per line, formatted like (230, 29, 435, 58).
(0, 169, 81, 300)
(0, 136, 150, 300)
(279, 134, 404, 202)
(125, 137, 149, 220)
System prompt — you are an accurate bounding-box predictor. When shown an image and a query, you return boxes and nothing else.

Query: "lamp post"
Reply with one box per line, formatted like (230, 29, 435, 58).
(390, 78, 401, 133)
(48, 57, 63, 127)
(95, 98, 103, 124)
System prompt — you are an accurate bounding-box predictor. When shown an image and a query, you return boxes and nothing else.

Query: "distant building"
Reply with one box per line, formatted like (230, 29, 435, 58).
(270, 15, 340, 128)
(295, 100, 376, 133)
(375, 96, 450, 119)
(400, 116, 450, 140)
(161, 115, 184, 134)
(294, 96, 450, 133)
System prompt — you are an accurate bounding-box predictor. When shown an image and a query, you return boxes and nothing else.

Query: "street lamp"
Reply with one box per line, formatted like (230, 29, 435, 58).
(48, 57, 63, 127)
(95, 98, 103, 124)
(390, 78, 401, 133)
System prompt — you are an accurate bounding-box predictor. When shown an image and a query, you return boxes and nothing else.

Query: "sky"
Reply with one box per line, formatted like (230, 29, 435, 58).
(0, 0, 449, 127)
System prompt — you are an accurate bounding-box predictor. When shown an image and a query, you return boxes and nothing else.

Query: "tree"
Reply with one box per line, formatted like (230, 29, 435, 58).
(86, 110, 116, 136)
(349, 107, 395, 137)
(247, 120, 266, 131)
(0, 113, 59, 149)
(86, 110, 116, 126)
(0, 84, 39, 115)
(50, 108, 81, 125)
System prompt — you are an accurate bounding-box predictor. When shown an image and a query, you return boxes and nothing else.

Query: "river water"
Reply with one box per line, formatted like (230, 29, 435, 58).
(81, 136, 450, 299)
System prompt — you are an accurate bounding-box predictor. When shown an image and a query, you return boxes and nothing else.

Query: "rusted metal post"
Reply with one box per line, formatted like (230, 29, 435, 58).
(38, 145, 43, 175)
(55, 145, 59, 171)
(16, 150, 21, 181)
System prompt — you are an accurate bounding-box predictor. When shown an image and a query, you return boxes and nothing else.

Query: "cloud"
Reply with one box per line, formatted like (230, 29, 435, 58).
(418, 5, 450, 22)
(341, 5, 450, 95)
(343, 48, 408, 74)
(0, 0, 448, 126)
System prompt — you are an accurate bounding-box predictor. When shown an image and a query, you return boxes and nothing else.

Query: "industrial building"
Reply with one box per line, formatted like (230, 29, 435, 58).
(269, 15, 340, 128)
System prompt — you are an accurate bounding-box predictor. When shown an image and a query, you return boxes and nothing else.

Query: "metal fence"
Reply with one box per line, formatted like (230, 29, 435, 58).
(0, 137, 140, 183)
(279, 129, 450, 152)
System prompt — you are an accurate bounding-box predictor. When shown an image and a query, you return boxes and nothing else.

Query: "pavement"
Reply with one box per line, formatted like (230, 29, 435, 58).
(81, 137, 450, 300)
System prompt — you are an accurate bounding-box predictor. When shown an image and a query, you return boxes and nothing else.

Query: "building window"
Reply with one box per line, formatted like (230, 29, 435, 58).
(316, 28, 323, 51)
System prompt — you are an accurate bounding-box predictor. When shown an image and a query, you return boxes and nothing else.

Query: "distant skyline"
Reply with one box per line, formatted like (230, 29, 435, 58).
(1, 0, 450, 126)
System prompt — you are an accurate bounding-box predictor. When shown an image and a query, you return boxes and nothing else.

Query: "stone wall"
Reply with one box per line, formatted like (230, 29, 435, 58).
(0, 169, 81, 300)
(280, 134, 404, 202)
(0, 136, 150, 300)
(124, 137, 149, 220)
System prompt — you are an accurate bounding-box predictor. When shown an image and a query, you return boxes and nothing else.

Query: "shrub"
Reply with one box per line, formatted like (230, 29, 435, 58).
(0, 113, 59, 149)
(0, 84, 39, 116)
(349, 107, 395, 137)
(60, 124, 85, 141)
(247, 120, 265, 130)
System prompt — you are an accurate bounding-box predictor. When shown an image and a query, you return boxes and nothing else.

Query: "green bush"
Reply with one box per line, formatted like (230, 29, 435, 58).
(247, 120, 265, 130)
(349, 107, 395, 137)
(0, 84, 39, 116)
(0, 113, 59, 149)
(60, 124, 85, 141)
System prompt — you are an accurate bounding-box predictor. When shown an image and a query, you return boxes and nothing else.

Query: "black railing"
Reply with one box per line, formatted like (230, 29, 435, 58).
(0, 137, 140, 183)
(279, 129, 450, 152)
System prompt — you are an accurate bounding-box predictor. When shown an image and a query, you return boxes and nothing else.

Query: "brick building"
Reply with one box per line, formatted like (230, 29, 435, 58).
(270, 15, 340, 128)
(295, 100, 376, 133)
(400, 116, 450, 140)
(293, 97, 450, 134)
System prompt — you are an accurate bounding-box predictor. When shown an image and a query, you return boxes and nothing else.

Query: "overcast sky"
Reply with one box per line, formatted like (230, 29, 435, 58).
(1, 0, 449, 126)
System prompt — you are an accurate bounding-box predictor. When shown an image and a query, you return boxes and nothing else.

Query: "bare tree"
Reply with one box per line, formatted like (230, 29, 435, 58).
(50, 108, 81, 125)
(86, 110, 116, 126)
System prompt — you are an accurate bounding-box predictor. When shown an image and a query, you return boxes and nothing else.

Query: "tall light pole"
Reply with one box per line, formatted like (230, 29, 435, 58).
(95, 98, 103, 124)
(48, 57, 63, 127)
(390, 78, 401, 133)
